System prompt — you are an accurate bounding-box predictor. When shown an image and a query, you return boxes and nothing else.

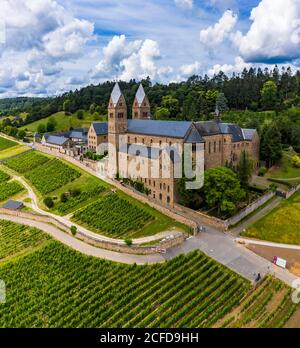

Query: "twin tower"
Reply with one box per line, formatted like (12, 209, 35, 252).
(108, 83, 151, 135)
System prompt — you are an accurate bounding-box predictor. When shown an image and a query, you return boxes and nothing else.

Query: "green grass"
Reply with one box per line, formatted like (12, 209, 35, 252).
(0, 145, 29, 161)
(243, 190, 300, 245)
(0, 220, 51, 261)
(21, 111, 107, 133)
(0, 137, 17, 151)
(266, 152, 300, 185)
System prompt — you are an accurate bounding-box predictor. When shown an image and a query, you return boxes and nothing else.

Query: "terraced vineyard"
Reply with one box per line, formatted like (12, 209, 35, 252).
(0, 220, 298, 328)
(25, 159, 81, 195)
(72, 194, 155, 238)
(216, 276, 299, 328)
(0, 137, 17, 151)
(4, 151, 50, 173)
(0, 220, 51, 261)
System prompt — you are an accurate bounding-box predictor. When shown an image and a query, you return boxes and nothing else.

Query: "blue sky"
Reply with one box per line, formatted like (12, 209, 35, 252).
(0, 0, 299, 97)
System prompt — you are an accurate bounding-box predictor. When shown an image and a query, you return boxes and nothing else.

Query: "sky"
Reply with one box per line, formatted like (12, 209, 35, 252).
(0, 0, 300, 97)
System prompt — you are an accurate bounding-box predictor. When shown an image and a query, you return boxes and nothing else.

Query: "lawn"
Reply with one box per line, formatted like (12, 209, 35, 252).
(0, 219, 298, 328)
(0, 145, 30, 161)
(0, 137, 18, 151)
(21, 111, 107, 133)
(242, 190, 300, 245)
(266, 152, 300, 186)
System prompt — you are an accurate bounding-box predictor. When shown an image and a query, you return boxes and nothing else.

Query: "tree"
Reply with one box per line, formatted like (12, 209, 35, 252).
(17, 129, 26, 140)
(161, 95, 180, 117)
(203, 167, 246, 216)
(261, 80, 277, 110)
(44, 197, 54, 209)
(63, 99, 71, 115)
(216, 92, 228, 112)
(155, 107, 170, 119)
(261, 124, 282, 167)
(176, 177, 203, 209)
(46, 117, 57, 132)
(237, 151, 254, 187)
(71, 226, 77, 236)
(77, 110, 84, 120)
(37, 124, 46, 134)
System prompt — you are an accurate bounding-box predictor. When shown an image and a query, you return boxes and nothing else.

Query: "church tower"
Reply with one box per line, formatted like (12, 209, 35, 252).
(132, 84, 151, 120)
(108, 83, 127, 178)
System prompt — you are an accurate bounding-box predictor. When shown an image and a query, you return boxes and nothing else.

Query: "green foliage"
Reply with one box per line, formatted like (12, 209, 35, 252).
(0, 220, 51, 260)
(37, 124, 46, 134)
(16, 129, 26, 140)
(43, 197, 54, 209)
(0, 181, 23, 201)
(70, 226, 77, 236)
(260, 124, 282, 167)
(261, 80, 277, 110)
(125, 239, 133, 246)
(258, 167, 267, 177)
(72, 194, 155, 238)
(63, 99, 71, 114)
(155, 107, 170, 119)
(0, 137, 17, 151)
(176, 177, 202, 209)
(237, 151, 254, 187)
(292, 155, 300, 168)
(46, 117, 57, 132)
(76, 110, 84, 120)
(0, 242, 252, 328)
(216, 92, 228, 112)
(203, 167, 246, 215)
(4, 151, 50, 173)
(25, 159, 81, 195)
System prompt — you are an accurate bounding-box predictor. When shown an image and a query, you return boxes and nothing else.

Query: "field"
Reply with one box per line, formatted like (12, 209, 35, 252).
(4, 151, 50, 173)
(20, 111, 106, 133)
(0, 137, 18, 152)
(72, 194, 155, 238)
(0, 220, 298, 328)
(0, 220, 51, 261)
(243, 190, 300, 245)
(215, 276, 298, 328)
(0, 145, 29, 161)
(0, 169, 24, 202)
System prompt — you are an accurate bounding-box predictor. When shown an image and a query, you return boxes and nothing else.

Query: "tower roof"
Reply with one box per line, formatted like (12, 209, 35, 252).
(135, 84, 146, 106)
(111, 83, 122, 106)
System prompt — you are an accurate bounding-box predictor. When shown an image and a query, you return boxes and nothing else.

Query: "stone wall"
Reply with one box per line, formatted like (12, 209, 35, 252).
(0, 208, 186, 255)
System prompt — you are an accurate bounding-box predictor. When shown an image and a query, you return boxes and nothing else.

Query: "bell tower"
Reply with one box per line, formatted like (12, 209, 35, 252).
(132, 84, 151, 120)
(108, 83, 127, 178)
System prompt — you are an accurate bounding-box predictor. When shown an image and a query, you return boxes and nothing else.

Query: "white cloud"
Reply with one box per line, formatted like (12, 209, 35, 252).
(0, 0, 94, 96)
(179, 61, 201, 76)
(233, 0, 300, 63)
(92, 35, 167, 81)
(174, 0, 194, 10)
(207, 56, 251, 76)
(200, 9, 238, 46)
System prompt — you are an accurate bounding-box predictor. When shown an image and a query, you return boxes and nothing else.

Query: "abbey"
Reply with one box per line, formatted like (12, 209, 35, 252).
(88, 83, 260, 207)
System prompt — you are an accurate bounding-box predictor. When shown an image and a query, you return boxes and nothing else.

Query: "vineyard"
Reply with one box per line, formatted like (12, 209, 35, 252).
(0, 220, 51, 261)
(0, 181, 24, 202)
(0, 137, 17, 151)
(216, 276, 299, 328)
(0, 170, 10, 183)
(4, 151, 50, 173)
(72, 194, 155, 238)
(25, 159, 81, 195)
(55, 184, 106, 215)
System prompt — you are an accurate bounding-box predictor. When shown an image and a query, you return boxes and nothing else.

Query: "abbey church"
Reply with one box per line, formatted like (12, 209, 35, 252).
(88, 83, 260, 207)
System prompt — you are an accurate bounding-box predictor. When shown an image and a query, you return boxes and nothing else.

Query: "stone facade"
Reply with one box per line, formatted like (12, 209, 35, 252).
(88, 125, 107, 151)
(88, 83, 260, 208)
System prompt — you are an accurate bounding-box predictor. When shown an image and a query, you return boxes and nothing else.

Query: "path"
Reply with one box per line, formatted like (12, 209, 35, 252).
(236, 237, 300, 251)
(10, 174, 182, 245)
(230, 196, 282, 236)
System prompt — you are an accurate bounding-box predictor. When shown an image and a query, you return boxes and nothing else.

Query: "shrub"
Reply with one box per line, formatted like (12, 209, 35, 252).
(44, 197, 54, 209)
(70, 226, 77, 236)
(258, 167, 267, 176)
(60, 193, 68, 203)
(125, 239, 133, 246)
(292, 155, 300, 168)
